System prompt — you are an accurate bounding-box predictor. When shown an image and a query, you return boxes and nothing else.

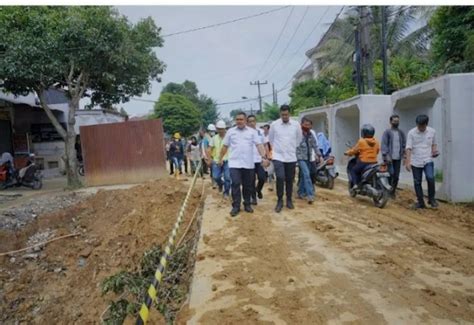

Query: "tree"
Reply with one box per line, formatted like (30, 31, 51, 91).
(153, 93, 201, 137)
(256, 103, 280, 122)
(161, 80, 219, 127)
(430, 6, 474, 73)
(0, 7, 164, 187)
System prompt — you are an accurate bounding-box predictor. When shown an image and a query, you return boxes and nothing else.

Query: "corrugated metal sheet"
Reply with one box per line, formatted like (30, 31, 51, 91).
(80, 118, 166, 186)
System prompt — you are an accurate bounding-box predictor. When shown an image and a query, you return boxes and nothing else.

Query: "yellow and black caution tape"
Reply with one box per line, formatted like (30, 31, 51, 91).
(136, 161, 202, 325)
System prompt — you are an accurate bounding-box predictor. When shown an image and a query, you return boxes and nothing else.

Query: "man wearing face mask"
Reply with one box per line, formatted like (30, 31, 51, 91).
(381, 114, 406, 198)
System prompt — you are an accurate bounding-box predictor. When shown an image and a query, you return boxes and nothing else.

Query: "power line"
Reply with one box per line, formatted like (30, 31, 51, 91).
(270, 6, 333, 85)
(261, 6, 311, 80)
(251, 6, 295, 80)
(161, 6, 291, 38)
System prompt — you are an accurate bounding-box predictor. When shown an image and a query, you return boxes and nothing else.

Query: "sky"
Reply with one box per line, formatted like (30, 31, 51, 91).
(114, 5, 343, 118)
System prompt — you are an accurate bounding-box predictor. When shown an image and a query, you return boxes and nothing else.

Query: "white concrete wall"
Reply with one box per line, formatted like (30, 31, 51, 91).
(299, 73, 474, 202)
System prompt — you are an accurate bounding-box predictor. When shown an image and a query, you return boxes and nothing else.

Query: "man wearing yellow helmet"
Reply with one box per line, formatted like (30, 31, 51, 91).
(169, 132, 184, 178)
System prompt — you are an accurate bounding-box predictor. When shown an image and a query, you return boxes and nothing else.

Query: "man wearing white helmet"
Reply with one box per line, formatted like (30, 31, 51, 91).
(207, 120, 231, 199)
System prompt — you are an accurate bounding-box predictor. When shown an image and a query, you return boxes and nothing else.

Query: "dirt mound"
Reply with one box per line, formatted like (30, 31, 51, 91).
(0, 177, 204, 324)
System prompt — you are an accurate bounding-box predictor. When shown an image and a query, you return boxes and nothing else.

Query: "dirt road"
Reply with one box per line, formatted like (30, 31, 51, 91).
(183, 182, 474, 324)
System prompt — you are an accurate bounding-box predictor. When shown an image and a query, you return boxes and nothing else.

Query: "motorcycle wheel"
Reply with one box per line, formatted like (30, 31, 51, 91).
(348, 180, 357, 197)
(32, 179, 43, 190)
(373, 188, 389, 208)
(78, 165, 85, 176)
(325, 171, 334, 190)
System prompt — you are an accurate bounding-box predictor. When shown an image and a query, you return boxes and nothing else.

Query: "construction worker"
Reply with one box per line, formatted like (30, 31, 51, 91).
(169, 132, 184, 179)
(207, 120, 231, 199)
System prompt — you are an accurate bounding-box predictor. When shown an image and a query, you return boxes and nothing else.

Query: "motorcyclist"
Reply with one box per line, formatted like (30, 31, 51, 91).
(345, 124, 380, 190)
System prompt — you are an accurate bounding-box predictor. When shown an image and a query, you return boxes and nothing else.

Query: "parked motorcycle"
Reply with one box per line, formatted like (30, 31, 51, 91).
(77, 160, 85, 176)
(314, 156, 338, 189)
(345, 144, 391, 208)
(0, 153, 43, 190)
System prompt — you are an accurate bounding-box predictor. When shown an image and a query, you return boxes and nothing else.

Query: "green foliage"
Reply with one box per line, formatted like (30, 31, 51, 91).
(430, 6, 474, 73)
(373, 56, 434, 91)
(101, 244, 195, 324)
(161, 80, 219, 128)
(290, 66, 356, 114)
(0, 6, 164, 106)
(256, 103, 280, 122)
(153, 93, 201, 137)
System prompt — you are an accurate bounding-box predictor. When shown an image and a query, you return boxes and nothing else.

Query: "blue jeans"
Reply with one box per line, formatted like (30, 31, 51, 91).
(172, 157, 183, 173)
(298, 160, 314, 199)
(212, 161, 231, 195)
(412, 162, 435, 205)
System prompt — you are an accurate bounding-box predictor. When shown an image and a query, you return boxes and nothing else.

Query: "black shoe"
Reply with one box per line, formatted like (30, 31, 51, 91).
(428, 200, 439, 208)
(412, 203, 426, 210)
(275, 200, 283, 213)
(286, 200, 295, 209)
(230, 207, 240, 217)
(218, 185, 223, 193)
(244, 205, 254, 213)
(257, 191, 263, 199)
(251, 198, 258, 205)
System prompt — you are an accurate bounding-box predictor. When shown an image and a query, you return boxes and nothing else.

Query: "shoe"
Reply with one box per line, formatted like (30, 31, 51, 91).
(257, 191, 263, 199)
(268, 187, 274, 192)
(251, 198, 258, 206)
(275, 200, 283, 213)
(428, 200, 439, 208)
(244, 205, 254, 213)
(297, 194, 306, 200)
(230, 207, 240, 217)
(223, 193, 230, 201)
(307, 197, 314, 205)
(412, 203, 426, 210)
(286, 200, 295, 210)
(218, 185, 223, 193)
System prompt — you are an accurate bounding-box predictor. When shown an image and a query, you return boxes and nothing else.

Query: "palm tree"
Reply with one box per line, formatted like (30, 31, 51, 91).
(315, 6, 436, 89)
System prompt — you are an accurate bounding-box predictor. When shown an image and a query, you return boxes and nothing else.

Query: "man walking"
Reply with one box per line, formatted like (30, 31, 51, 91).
(269, 105, 302, 213)
(381, 114, 406, 198)
(262, 124, 275, 191)
(219, 112, 268, 217)
(297, 117, 320, 204)
(405, 114, 439, 209)
(247, 115, 267, 205)
(169, 132, 184, 179)
(208, 120, 231, 199)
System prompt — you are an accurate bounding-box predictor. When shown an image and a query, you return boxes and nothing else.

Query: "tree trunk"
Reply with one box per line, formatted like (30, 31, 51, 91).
(64, 99, 81, 188)
(37, 88, 81, 188)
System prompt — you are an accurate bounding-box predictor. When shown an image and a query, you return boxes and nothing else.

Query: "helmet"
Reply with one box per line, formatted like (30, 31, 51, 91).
(207, 124, 216, 132)
(173, 132, 181, 139)
(215, 120, 226, 129)
(361, 124, 375, 138)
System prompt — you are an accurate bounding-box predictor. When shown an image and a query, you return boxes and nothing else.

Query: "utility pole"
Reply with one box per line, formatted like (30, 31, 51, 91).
(272, 83, 278, 106)
(354, 27, 364, 94)
(250, 80, 268, 113)
(360, 6, 374, 94)
(381, 6, 388, 95)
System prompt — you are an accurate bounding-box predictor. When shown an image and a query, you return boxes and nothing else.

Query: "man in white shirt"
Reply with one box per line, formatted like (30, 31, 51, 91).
(405, 114, 439, 209)
(219, 112, 269, 217)
(269, 105, 302, 213)
(247, 115, 268, 205)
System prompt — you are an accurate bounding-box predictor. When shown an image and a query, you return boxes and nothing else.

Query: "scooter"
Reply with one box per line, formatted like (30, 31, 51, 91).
(314, 155, 338, 189)
(345, 145, 391, 208)
(0, 154, 43, 190)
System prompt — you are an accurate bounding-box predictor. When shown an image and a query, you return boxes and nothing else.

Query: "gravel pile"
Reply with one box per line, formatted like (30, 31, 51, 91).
(0, 192, 89, 230)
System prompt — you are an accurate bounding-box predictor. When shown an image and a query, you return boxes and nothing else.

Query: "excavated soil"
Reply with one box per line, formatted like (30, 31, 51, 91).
(0, 177, 204, 324)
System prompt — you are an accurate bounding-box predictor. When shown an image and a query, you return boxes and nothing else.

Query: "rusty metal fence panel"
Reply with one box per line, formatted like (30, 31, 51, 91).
(80, 119, 166, 186)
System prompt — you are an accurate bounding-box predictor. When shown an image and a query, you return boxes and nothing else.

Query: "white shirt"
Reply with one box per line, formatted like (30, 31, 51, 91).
(223, 126, 263, 169)
(406, 126, 437, 168)
(269, 118, 302, 163)
(252, 128, 266, 163)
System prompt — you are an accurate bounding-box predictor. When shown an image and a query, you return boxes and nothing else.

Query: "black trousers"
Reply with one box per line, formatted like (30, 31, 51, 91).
(169, 158, 174, 174)
(273, 160, 296, 201)
(252, 162, 266, 200)
(230, 168, 255, 209)
(388, 159, 401, 193)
